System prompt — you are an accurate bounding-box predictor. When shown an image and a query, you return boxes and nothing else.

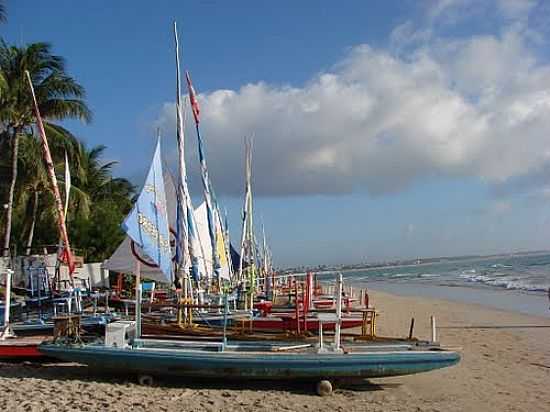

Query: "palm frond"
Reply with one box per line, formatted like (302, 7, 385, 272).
(0, 2, 6, 23)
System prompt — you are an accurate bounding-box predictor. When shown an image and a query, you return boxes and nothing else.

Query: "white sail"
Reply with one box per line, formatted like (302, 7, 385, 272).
(193, 202, 230, 281)
(103, 170, 178, 283)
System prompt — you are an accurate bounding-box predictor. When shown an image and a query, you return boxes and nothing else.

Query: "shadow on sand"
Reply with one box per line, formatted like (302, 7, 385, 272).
(0, 360, 397, 395)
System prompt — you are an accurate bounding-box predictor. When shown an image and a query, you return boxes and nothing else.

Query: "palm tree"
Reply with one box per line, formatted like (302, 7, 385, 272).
(16, 133, 49, 254)
(0, 41, 91, 257)
(16, 129, 82, 255)
(0, 1, 6, 23)
(0, 2, 6, 99)
(70, 143, 135, 217)
(67, 143, 135, 261)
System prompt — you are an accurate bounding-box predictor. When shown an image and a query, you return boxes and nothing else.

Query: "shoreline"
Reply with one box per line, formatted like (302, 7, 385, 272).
(364, 281, 550, 319)
(0, 290, 549, 411)
(294, 250, 550, 277)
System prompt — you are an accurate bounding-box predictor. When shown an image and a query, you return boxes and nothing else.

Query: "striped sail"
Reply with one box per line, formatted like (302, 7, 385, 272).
(174, 22, 202, 284)
(185, 71, 222, 282)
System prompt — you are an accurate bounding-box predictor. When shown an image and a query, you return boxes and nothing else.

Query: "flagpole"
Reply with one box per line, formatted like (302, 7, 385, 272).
(25, 71, 76, 281)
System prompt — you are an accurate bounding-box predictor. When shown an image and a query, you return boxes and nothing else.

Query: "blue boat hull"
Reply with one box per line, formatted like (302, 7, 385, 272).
(39, 343, 460, 380)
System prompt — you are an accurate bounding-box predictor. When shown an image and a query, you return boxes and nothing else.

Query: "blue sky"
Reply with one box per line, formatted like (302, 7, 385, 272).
(4, 0, 550, 266)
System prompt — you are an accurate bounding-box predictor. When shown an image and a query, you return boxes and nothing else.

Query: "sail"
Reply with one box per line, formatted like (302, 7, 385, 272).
(239, 137, 257, 288)
(193, 202, 233, 280)
(103, 169, 177, 283)
(214, 208, 230, 281)
(121, 138, 172, 282)
(64, 150, 71, 223)
(186, 71, 222, 280)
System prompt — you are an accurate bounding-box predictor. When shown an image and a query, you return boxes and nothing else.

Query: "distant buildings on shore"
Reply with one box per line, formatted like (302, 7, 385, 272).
(281, 249, 550, 274)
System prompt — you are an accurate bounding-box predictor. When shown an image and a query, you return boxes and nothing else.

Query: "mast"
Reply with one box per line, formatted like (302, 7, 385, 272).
(261, 220, 269, 296)
(238, 137, 257, 307)
(26, 71, 76, 279)
(237, 139, 249, 284)
(174, 22, 206, 319)
(222, 207, 234, 283)
(246, 138, 257, 296)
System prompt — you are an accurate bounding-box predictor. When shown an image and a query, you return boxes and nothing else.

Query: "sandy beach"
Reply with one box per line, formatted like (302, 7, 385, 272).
(0, 290, 549, 412)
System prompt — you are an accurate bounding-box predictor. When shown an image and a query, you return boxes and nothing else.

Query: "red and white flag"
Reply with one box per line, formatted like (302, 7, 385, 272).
(185, 70, 200, 124)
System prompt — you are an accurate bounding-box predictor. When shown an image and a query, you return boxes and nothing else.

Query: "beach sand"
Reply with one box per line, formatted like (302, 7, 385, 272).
(0, 290, 549, 412)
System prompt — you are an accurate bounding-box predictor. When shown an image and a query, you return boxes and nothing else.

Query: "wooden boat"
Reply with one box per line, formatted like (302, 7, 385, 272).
(11, 314, 112, 335)
(0, 335, 49, 360)
(39, 338, 460, 391)
(239, 314, 364, 332)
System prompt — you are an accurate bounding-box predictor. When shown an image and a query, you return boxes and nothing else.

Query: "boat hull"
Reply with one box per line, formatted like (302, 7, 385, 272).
(0, 344, 42, 359)
(0, 336, 49, 360)
(39, 343, 460, 380)
(240, 316, 364, 332)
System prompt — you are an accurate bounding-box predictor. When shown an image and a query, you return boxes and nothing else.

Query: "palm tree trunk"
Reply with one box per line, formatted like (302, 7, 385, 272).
(2, 129, 20, 257)
(25, 191, 39, 256)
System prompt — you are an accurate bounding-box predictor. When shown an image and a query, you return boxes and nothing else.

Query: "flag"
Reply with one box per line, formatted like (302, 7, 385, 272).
(194, 123, 221, 280)
(64, 150, 71, 223)
(186, 70, 200, 124)
(186, 70, 223, 281)
(122, 138, 172, 282)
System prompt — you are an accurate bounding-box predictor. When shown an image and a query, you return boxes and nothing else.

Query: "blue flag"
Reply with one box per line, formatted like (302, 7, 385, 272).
(122, 138, 173, 282)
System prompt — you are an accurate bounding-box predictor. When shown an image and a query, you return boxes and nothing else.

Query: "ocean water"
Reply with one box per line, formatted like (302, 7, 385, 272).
(320, 253, 550, 317)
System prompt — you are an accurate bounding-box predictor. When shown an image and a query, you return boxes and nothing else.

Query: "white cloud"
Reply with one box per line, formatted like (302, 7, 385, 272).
(156, 2, 550, 197)
(424, 0, 535, 23)
(497, 0, 536, 19)
(492, 200, 513, 214)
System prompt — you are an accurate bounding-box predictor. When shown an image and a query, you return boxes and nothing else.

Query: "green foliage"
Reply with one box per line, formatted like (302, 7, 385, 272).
(70, 200, 129, 262)
(0, 40, 135, 261)
(0, 41, 91, 128)
(0, 138, 136, 260)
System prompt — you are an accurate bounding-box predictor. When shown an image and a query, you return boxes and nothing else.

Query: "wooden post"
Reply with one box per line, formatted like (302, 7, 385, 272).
(302, 282, 308, 332)
(408, 318, 415, 339)
(135, 259, 142, 339)
(183, 270, 188, 324)
(334, 273, 343, 352)
(222, 294, 228, 347)
(0, 268, 15, 339)
(4, 269, 11, 327)
(105, 291, 110, 314)
(430, 315, 437, 342)
(294, 280, 300, 335)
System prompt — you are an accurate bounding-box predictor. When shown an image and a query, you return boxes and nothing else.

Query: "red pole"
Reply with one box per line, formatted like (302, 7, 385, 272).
(26, 71, 75, 279)
(302, 281, 308, 332)
(294, 282, 300, 335)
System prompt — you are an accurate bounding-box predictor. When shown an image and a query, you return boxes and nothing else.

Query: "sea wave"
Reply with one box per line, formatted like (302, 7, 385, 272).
(459, 272, 550, 292)
(341, 254, 550, 294)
